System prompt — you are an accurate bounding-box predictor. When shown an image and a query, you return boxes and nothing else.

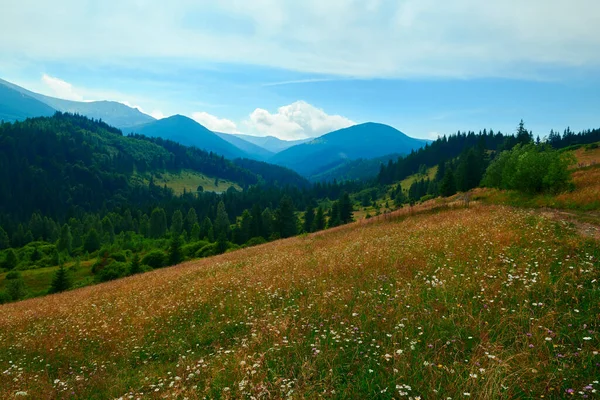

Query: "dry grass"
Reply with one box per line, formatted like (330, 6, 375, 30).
(0, 204, 598, 399)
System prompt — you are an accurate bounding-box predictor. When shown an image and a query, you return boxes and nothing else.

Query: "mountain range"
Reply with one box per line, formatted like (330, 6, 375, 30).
(0, 78, 429, 180)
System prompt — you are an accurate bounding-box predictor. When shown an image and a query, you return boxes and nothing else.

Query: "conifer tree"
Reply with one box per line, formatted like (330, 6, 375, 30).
(149, 208, 168, 238)
(0, 227, 9, 250)
(49, 265, 72, 294)
(3, 249, 18, 270)
(171, 210, 184, 236)
(129, 253, 141, 275)
(303, 206, 315, 233)
(168, 235, 183, 266)
(440, 168, 457, 197)
(83, 228, 101, 253)
(57, 224, 73, 254)
(314, 207, 326, 231)
(276, 196, 298, 238)
(214, 201, 230, 253)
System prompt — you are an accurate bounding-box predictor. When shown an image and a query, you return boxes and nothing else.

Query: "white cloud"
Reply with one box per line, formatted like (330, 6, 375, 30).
(191, 111, 239, 133)
(244, 101, 355, 140)
(2, 1, 598, 79)
(41, 74, 84, 101)
(150, 110, 166, 120)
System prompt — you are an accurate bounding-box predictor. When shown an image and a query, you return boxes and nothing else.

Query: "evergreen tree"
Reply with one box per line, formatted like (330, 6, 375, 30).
(276, 196, 298, 238)
(440, 168, 457, 197)
(186, 208, 198, 233)
(516, 120, 533, 145)
(83, 228, 101, 253)
(214, 201, 230, 252)
(238, 210, 252, 244)
(7, 277, 26, 301)
(303, 206, 315, 233)
(102, 216, 115, 243)
(168, 235, 183, 266)
(149, 208, 168, 238)
(0, 227, 9, 250)
(314, 207, 326, 231)
(3, 249, 18, 270)
(250, 204, 264, 239)
(129, 253, 141, 275)
(171, 210, 184, 236)
(49, 264, 72, 294)
(57, 224, 73, 254)
(190, 223, 201, 242)
(328, 202, 341, 228)
(261, 208, 274, 239)
(200, 217, 213, 241)
(339, 192, 354, 224)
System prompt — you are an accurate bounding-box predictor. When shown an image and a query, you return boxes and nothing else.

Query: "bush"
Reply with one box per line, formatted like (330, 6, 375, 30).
(97, 261, 128, 283)
(483, 144, 575, 194)
(245, 237, 267, 247)
(108, 252, 127, 263)
(182, 241, 210, 258)
(6, 278, 27, 301)
(5, 271, 22, 280)
(195, 243, 219, 258)
(0, 290, 11, 304)
(142, 251, 167, 269)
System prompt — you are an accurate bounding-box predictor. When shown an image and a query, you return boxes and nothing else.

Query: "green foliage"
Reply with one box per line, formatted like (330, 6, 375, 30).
(83, 229, 101, 253)
(440, 168, 457, 197)
(195, 243, 219, 258)
(5, 271, 22, 280)
(275, 195, 298, 238)
(303, 206, 315, 233)
(338, 192, 354, 224)
(245, 237, 267, 247)
(97, 261, 128, 283)
(214, 201, 230, 244)
(150, 208, 168, 238)
(49, 265, 72, 294)
(483, 144, 575, 194)
(3, 249, 18, 270)
(142, 250, 167, 269)
(171, 210, 184, 236)
(0, 227, 9, 250)
(129, 253, 141, 275)
(168, 235, 183, 266)
(57, 224, 73, 254)
(314, 207, 326, 231)
(6, 278, 27, 301)
(181, 241, 210, 258)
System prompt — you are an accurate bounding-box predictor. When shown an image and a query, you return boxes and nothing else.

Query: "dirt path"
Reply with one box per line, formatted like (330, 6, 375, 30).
(538, 208, 600, 241)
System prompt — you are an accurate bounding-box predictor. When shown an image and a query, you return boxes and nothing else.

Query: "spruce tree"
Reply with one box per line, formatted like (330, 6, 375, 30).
(49, 265, 72, 294)
(303, 206, 315, 233)
(339, 192, 354, 224)
(214, 201, 230, 253)
(83, 228, 101, 253)
(168, 235, 183, 266)
(314, 207, 326, 231)
(186, 208, 198, 233)
(328, 202, 341, 228)
(276, 196, 298, 238)
(171, 210, 184, 236)
(129, 253, 141, 275)
(0, 227, 9, 250)
(57, 224, 73, 254)
(440, 168, 457, 197)
(3, 249, 18, 270)
(149, 208, 168, 238)
(190, 223, 201, 242)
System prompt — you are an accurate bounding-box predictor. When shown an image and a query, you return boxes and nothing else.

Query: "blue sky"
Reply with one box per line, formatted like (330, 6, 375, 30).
(1, 0, 599, 140)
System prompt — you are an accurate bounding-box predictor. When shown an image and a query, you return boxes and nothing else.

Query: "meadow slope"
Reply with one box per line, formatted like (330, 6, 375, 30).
(0, 204, 598, 399)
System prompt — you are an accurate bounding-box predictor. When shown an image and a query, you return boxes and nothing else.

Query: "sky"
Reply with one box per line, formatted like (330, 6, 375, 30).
(1, 0, 599, 140)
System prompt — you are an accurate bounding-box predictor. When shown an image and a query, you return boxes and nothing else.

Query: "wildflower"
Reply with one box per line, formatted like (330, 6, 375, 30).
(583, 337, 592, 341)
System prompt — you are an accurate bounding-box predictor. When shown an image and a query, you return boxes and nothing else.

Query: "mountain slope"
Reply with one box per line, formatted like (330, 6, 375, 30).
(215, 132, 274, 160)
(270, 122, 428, 176)
(0, 78, 154, 128)
(127, 115, 248, 160)
(232, 133, 310, 153)
(0, 83, 56, 122)
(0, 113, 258, 222)
(309, 153, 401, 182)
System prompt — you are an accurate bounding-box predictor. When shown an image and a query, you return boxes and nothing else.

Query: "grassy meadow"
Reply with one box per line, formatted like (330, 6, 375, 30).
(0, 203, 598, 399)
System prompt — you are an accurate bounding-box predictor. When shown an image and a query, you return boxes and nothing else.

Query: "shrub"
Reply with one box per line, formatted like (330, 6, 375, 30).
(195, 243, 219, 258)
(6, 278, 27, 301)
(97, 261, 128, 283)
(483, 144, 575, 194)
(0, 290, 11, 304)
(245, 237, 267, 247)
(5, 271, 22, 280)
(182, 241, 210, 258)
(108, 252, 127, 263)
(142, 251, 167, 269)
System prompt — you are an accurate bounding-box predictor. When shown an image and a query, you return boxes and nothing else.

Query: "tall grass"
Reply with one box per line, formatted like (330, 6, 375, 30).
(0, 204, 597, 399)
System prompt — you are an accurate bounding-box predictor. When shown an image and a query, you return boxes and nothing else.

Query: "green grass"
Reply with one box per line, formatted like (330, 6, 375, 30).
(135, 170, 242, 195)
